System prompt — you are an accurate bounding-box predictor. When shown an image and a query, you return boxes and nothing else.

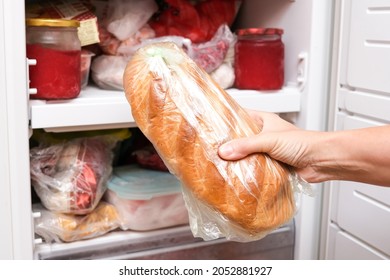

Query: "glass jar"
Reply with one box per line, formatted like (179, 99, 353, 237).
(234, 28, 284, 91)
(26, 18, 81, 100)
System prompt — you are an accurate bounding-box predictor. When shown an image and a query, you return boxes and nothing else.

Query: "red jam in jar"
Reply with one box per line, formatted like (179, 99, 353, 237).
(234, 28, 284, 90)
(26, 18, 81, 100)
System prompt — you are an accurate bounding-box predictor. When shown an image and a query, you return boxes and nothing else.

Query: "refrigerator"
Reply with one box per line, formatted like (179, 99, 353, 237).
(1, 0, 389, 260)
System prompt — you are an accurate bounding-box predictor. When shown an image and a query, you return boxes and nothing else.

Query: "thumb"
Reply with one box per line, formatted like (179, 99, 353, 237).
(218, 134, 272, 161)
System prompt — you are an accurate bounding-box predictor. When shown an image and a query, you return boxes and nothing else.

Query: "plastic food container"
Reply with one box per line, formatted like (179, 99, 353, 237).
(234, 28, 284, 90)
(104, 165, 189, 231)
(81, 50, 95, 89)
(26, 18, 81, 100)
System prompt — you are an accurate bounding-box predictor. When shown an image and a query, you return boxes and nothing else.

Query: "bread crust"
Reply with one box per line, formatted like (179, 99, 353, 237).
(123, 42, 295, 236)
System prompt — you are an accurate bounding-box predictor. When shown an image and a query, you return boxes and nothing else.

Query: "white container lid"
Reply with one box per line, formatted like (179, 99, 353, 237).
(107, 165, 182, 200)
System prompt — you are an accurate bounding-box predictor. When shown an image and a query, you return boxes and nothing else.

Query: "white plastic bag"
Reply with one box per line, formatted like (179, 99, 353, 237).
(106, 0, 158, 41)
(91, 55, 131, 90)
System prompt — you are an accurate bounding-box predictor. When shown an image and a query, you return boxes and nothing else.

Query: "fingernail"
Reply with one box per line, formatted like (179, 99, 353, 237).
(219, 144, 233, 157)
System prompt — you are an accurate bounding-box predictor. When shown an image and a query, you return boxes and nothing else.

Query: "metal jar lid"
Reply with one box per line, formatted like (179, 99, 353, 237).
(26, 18, 80, 28)
(236, 28, 284, 36)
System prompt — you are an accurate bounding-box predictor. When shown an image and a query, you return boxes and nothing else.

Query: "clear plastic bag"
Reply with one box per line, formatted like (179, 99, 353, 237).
(91, 55, 130, 90)
(30, 136, 116, 215)
(105, 0, 158, 41)
(33, 202, 120, 243)
(187, 24, 236, 73)
(104, 165, 189, 231)
(123, 42, 312, 242)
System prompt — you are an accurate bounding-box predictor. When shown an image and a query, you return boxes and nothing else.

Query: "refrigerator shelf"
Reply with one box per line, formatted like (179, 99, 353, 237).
(29, 85, 301, 132)
(34, 221, 295, 260)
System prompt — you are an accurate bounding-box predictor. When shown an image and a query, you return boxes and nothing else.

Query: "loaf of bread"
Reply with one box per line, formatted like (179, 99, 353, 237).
(123, 42, 296, 241)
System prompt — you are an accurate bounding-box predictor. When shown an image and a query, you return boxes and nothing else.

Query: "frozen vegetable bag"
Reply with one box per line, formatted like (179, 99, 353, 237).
(123, 42, 309, 242)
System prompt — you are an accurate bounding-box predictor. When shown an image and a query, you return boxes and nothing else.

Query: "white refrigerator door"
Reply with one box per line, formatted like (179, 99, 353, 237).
(322, 0, 390, 260)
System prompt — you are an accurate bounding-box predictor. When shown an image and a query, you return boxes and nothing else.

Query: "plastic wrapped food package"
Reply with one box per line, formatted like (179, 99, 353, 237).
(33, 202, 120, 243)
(30, 136, 116, 215)
(104, 165, 189, 231)
(91, 54, 130, 91)
(92, 24, 235, 90)
(187, 24, 235, 73)
(149, 0, 240, 43)
(123, 42, 312, 242)
(132, 145, 169, 172)
(80, 50, 95, 89)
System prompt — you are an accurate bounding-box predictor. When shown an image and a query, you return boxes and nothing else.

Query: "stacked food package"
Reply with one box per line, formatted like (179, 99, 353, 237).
(90, 0, 241, 90)
(30, 129, 129, 242)
(30, 127, 191, 243)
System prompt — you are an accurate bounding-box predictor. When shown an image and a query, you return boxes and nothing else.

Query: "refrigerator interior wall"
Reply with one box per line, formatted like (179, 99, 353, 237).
(322, 0, 390, 260)
(0, 0, 34, 260)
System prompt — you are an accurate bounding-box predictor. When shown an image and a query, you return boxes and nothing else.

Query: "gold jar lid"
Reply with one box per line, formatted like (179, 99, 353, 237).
(26, 18, 80, 28)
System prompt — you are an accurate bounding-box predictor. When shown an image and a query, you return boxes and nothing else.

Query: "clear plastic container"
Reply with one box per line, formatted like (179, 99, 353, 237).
(104, 165, 189, 231)
(234, 28, 284, 90)
(26, 18, 82, 100)
(81, 50, 95, 89)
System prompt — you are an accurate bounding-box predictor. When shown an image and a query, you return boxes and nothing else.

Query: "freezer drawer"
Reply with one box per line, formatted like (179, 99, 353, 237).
(329, 224, 388, 260)
(333, 181, 390, 256)
(337, 89, 390, 123)
(340, 0, 390, 93)
(333, 114, 390, 255)
(34, 221, 295, 260)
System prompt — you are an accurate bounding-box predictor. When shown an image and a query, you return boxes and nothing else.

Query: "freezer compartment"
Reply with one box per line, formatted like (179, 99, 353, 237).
(34, 220, 295, 260)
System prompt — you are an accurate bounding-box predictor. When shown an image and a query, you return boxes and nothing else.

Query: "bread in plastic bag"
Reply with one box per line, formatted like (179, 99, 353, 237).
(30, 136, 116, 215)
(33, 202, 120, 243)
(123, 42, 310, 242)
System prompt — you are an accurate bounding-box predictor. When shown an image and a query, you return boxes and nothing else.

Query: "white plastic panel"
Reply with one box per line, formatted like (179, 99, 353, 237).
(338, 88, 390, 122)
(331, 114, 390, 256)
(333, 230, 388, 260)
(336, 181, 390, 256)
(335, 112, 388, 132)
(342, 0, 390, 93)
(0, 0, 14, 260)
(30, 85, 301, 132)
(30, 86, 136, 132)
(324, 0, 390, 261)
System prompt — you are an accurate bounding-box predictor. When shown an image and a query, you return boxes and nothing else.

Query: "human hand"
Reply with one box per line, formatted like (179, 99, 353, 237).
(219, 110, 390, 186)
(218, 110, 324, 183)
